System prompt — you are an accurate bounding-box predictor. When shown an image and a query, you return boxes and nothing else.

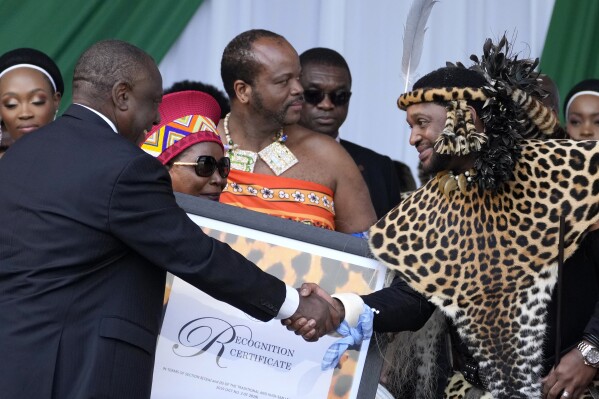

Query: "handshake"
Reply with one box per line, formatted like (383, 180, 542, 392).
(281, 283, 346, 342)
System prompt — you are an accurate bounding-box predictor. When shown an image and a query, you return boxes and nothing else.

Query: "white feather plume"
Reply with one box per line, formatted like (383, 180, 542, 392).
(402, 0, 438, 92)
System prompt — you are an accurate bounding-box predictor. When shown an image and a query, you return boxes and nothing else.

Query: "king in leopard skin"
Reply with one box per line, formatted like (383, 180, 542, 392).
(368, 36, 599, 399)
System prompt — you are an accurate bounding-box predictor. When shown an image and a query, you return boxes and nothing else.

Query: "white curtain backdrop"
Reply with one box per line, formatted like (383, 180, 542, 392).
(159, 0, 555, 181)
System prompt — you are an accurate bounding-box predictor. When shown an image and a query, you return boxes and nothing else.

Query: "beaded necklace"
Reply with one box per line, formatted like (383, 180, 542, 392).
(223, 112, 298, 175)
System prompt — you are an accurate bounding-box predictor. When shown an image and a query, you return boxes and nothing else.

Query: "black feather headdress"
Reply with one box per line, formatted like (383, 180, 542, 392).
(463, 35, 557, 191)
(399, 35, 558, 192)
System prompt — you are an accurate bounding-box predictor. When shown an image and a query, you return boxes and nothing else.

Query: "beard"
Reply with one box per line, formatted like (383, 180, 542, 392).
(423, 151, 453, 175)
(252, 90, 296, 126)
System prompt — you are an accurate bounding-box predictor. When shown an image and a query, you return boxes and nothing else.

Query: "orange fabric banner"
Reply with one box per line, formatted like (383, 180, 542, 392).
(221, 169, 336, 230)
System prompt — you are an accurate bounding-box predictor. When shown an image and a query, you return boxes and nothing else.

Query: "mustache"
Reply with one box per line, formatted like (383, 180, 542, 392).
(285, 96, 304, 108)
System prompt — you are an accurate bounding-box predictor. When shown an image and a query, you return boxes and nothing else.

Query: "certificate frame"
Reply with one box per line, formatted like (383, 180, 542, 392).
(163, 193, 387, 399)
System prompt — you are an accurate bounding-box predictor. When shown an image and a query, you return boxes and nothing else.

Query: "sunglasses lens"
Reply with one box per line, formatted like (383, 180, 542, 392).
(303, 89, 351, 106)
(194, 156, 217, 177)
(218, 157, 231, 178)
(331, 91, 351, 106)
(303, 90, 325, 105)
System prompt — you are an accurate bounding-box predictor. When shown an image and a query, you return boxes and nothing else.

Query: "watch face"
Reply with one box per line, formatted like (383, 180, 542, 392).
(587, 348, 599, 365)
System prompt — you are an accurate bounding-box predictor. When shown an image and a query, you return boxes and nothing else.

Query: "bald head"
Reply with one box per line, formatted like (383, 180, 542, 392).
(73, 40, 157, 104)
(72, 40, 162, 144)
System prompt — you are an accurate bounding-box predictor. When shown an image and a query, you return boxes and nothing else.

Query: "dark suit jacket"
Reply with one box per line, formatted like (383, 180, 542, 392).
(392, 159, 418, 192)
(0, 105, 286, 399)
(362, 276, 435, 333)
(340, 139, 406, 219)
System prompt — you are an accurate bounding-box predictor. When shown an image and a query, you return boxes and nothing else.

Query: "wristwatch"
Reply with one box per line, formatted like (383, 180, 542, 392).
(577, 341, 599, 367)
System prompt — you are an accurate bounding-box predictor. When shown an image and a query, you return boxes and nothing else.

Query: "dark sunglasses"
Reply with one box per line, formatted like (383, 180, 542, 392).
(303, 89, 352, 106)
(173, 155, 231, 178)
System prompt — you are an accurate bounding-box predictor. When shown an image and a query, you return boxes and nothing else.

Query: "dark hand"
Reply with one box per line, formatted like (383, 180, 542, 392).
(281, 284, 343, 341)
(298, 282, 346, 321)
(541, 347, 597, 399)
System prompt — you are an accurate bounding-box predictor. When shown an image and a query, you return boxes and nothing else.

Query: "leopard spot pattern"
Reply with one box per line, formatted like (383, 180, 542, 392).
(369, 140, 599, 398)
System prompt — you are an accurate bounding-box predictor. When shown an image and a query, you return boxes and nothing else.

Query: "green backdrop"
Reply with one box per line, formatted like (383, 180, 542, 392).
(3, 0, 599, 122)
(0, 0, 204, 112)
(541, 0, 599, 121)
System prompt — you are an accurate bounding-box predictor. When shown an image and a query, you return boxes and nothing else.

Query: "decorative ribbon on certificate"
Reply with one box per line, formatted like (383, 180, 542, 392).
(321, 304, 374, 370)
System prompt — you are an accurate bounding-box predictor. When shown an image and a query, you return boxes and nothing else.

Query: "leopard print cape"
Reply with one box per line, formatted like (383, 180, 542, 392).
(369, 139, 599, 398)
(444, 371, 599, 399)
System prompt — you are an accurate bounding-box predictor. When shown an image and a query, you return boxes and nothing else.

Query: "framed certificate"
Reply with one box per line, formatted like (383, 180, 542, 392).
(151, 193, 388, 399)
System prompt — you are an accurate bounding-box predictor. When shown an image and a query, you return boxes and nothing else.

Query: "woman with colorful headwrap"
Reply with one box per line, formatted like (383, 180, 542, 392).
(141, 90, 231, 307)
(0, 48, 64, 157)
(141, 90, 230, 201)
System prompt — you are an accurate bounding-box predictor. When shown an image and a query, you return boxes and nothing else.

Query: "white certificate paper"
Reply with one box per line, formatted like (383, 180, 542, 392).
(150, 211, 386, 399)
(151, 277, 337, 399)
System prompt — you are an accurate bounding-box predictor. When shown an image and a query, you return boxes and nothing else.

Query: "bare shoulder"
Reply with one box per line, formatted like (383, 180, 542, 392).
(285, 125, 376, 231)
(280, 124, 356, 187)
(286, 124, 351, 160)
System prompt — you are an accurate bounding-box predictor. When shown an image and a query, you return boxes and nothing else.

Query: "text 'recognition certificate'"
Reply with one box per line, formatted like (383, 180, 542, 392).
(151, 210, 386, 399)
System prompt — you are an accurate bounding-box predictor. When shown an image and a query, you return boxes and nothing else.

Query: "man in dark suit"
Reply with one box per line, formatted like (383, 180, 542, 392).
(298, 47, 416, 219)
(0, 40, 337, 399)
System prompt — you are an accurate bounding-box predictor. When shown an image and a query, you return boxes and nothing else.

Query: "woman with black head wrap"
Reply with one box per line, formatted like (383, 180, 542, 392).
(0, 48, 64, 157)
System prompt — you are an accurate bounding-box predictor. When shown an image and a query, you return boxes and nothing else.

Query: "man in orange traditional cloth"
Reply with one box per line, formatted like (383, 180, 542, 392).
(217, 29, 376, 234)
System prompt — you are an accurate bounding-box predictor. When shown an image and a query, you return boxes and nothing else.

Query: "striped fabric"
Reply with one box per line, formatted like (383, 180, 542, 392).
(221, 169, 336, 230)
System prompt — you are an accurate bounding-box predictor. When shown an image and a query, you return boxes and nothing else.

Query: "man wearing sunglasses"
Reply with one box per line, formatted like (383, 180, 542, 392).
(298, 47, 414, 219)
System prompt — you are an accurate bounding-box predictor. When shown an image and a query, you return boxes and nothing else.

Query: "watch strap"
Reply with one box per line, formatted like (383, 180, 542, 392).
(578, 341, 599, 367)
(583, 333, 599, 349)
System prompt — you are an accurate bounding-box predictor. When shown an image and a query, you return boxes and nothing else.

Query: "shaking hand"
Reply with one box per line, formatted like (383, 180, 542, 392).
(282, 283, 344, 341)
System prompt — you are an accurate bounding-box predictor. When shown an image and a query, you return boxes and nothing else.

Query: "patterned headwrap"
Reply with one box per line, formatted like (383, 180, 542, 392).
(141, 90, 223, 165)
(398, 35, 558, 192)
